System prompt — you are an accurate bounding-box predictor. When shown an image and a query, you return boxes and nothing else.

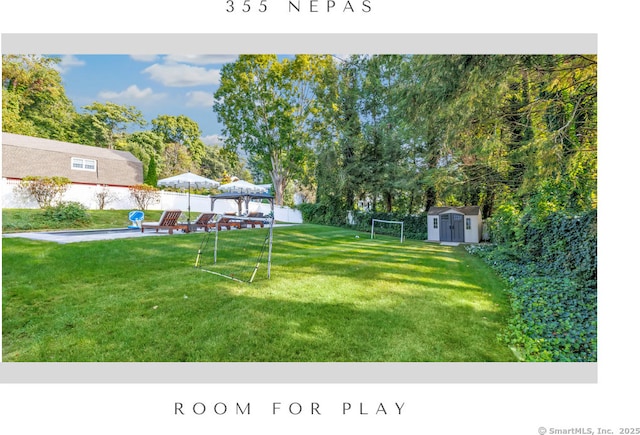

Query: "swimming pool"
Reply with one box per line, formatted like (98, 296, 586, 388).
(3, 227, 170, 244)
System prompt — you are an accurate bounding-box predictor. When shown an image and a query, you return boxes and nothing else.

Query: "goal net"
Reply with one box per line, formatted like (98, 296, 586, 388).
(370, 218, 404, 243)
(195, 215, 274, 283)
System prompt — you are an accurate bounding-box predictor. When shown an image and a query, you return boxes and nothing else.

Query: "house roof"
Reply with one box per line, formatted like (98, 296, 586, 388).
(2, 132, 140, 163)
(428, 206, 481, 216)
(2, 132, 143, 186)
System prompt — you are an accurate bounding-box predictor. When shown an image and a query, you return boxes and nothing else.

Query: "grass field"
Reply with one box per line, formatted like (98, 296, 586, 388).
(2, 223, 517, 362)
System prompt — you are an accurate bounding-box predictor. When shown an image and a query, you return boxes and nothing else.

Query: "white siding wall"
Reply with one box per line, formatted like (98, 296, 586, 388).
(464, 215, 481, 243)
(2, 178, 303, 223)
(427, 214, 440, 242)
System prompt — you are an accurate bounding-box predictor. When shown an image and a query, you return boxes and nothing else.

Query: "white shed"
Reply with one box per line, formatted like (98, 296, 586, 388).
(427, 206, 483, 243)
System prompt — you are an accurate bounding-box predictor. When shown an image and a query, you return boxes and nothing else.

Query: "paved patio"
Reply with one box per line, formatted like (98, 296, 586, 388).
(2, 228, 170, 244)
(3, 223, 297, 244)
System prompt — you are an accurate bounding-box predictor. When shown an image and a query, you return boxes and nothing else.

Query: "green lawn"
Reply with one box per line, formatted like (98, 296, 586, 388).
(2, 223, 517, 362)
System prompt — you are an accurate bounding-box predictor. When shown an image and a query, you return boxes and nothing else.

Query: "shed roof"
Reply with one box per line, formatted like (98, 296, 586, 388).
(428, 206, 481, 216)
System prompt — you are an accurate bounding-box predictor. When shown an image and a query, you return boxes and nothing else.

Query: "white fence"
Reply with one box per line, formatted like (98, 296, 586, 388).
(1, 178, 303, 223)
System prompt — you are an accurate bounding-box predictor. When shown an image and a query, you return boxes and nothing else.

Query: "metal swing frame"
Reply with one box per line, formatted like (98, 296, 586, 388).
(195, 192, 275, 283)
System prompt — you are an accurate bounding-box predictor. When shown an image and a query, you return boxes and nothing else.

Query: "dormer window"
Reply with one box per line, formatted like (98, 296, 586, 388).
(71, 157, 96, 171)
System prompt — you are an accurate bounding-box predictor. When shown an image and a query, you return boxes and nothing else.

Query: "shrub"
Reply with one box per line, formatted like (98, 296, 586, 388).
(43, 201, 91, 224)
(467, 233, 597, 362)
(95, 185, 119, 210)
(486, 202, 522, 247)
(297, 202, 348, 227)
(500, 276, 596, 362)
(128, 184, 160, 210)
(539, 210, 597, 287)
(17, 176, 71, 208)
(298, 204, 430, 240)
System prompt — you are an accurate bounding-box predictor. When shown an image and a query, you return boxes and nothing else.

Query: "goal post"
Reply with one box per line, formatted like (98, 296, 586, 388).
(370, 218, 404, 243)
(195, 214, 274, 283)
(198, 192, 277, 283)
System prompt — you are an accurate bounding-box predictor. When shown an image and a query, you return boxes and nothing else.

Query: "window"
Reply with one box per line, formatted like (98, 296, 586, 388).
(71, 157, 97, 171)
(466, 218, 471, 230)
(433, 217, 438, 229)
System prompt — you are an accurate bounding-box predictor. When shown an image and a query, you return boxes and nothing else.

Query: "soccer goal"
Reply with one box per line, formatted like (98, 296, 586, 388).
(195, 214, 274, 283)
(370, 218, 404, 243)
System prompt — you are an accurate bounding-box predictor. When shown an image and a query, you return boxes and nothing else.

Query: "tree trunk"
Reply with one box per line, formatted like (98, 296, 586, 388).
(424, 186, 436, 213)
(270, 151, 287, 206)
(384, 191, 393, 212)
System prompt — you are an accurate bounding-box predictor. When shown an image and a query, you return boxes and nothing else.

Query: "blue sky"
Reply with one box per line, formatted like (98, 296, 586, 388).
(53, 54, 239, 146)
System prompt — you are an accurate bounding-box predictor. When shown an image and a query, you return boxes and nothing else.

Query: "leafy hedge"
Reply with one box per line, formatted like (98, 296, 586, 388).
(43, 201, 92, 225)
(467, 208, 597, 362)
(297, 202, 347, 228)
(490, 205, 597, 287)
(298, 203, 429, 240)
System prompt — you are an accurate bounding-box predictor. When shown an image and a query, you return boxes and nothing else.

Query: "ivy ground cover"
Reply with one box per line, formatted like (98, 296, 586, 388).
(3, 224, 516, 362)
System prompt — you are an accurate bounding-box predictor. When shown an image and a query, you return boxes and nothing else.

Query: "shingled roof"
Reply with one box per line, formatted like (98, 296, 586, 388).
(2, 132, 143, 186)
(427, 206, 481, 216)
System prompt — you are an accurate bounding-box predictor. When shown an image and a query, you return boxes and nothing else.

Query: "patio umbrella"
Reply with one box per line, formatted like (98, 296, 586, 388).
(218, 179, 269, 194)
(158, 172, 220, 225)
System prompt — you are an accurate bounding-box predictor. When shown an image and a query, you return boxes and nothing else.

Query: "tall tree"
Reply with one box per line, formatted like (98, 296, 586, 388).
(213, 54, 335, 205)
(80, 101, 146, 149)
(315, 55, 412, 214)
(160, 142, 193, 178)
(311, 55, 362, 213)
(310, 54, 596, 221)
(151, 114, 207, 167)
(199, 144, 237, 181)
(357, 55, 409, 212)
(144, 154, 158, 186)
(113, 129, 165, 186)
(2, 54, 79, 141)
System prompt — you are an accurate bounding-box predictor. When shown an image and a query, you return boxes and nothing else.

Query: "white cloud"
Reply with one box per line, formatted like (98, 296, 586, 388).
(98, 85, 165, 103)
(130, 54, 160, 62)
(186, 90, 213, 107)
(164, 54, 238, 65)
(143, 63, 221, 87)
(202, 134, 225, 147)
(55, 55, 85, 73)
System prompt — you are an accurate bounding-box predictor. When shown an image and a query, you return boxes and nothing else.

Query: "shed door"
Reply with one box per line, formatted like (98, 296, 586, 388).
(439, 213, 464, 242)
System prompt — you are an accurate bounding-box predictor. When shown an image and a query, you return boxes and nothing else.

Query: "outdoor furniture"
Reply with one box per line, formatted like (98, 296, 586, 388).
(191, 212, 218, 232)
(244, 212, 265, 228)
(140, 210, 184, 234)
(216, 214, 242, 230)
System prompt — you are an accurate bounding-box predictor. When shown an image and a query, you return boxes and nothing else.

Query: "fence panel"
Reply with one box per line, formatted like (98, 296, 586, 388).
(2, 179, 303, 223)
